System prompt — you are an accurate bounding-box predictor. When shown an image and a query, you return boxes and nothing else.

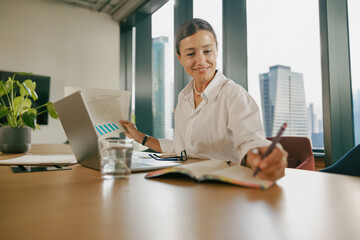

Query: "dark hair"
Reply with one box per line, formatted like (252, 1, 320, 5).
(175, 18, 218, 55)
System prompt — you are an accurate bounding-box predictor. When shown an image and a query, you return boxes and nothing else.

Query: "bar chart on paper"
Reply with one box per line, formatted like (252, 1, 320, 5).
(95, 123, 121, 137)
(64, 87, 130, 139)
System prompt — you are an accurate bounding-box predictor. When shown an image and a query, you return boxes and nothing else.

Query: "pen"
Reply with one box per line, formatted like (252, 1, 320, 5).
(253, 122, 287, 177)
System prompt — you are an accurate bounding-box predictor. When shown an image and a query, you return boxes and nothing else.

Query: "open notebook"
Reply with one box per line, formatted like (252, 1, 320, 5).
(146, 159, 275, 189)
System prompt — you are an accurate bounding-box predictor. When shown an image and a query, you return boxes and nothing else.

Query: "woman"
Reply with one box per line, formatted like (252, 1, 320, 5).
(121, 18, 287, 181)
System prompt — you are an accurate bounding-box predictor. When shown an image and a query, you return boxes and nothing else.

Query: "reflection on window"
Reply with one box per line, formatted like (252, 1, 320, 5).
(151, 0, 174, 139)
(348, 0, 360, 145)
(193, 0, 223, 72)
(247, 0, 323, 149)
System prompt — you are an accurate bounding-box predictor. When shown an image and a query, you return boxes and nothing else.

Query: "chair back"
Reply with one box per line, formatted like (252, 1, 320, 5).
(267, 136, 315, 170)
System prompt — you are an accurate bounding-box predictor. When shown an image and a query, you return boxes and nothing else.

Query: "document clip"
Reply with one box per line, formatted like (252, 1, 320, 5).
(11, 165, 72, 173)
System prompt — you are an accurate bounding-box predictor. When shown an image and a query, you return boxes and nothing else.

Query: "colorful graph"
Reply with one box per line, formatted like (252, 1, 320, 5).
(95, 123, 120, 136)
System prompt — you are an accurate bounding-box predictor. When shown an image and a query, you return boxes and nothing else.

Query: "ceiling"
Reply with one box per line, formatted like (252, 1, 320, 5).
(57, 0, 148, 22)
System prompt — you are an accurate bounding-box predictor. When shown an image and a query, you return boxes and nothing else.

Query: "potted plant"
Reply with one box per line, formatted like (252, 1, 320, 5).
(0, 72, 58, 153)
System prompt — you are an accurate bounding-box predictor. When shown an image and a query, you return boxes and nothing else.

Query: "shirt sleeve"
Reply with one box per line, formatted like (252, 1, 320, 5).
(227, 84, 271, 163)
(158, 139, 176, 154)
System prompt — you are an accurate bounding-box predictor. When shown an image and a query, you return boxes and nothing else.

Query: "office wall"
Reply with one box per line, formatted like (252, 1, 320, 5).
(0, 0, 120, 143)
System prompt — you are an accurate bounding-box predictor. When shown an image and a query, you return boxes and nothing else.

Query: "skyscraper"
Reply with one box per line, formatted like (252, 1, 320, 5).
(259, 65, 308, 137)
(152, 36, 174, 139)
(308, 103, 315, 133)
(308, 103, 324, 148)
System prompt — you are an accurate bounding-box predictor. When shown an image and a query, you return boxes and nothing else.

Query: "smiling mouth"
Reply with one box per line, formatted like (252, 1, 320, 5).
(194, 67, 209, 73)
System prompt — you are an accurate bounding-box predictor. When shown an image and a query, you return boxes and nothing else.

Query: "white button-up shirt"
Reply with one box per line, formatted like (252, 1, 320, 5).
(159, 71, 270, 164)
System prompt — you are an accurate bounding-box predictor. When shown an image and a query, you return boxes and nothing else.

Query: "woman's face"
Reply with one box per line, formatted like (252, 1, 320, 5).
(177, 30, 217, 83)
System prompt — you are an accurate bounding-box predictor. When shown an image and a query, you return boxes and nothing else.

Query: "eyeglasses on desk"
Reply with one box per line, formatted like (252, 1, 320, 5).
(149, 149, 187, 162)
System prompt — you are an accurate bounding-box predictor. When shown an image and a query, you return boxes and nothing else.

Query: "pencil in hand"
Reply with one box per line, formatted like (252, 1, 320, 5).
(253, 123, 287, 177)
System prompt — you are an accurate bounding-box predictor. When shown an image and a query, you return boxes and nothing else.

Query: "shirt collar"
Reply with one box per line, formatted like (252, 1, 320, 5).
(180, 71, 229, 104)
(202, 71, 228, 103)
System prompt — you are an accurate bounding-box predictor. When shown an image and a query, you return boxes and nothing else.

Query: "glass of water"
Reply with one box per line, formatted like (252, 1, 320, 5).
(98, 138, 134, 179)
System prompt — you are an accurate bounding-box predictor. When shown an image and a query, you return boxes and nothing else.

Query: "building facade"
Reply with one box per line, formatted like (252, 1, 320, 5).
(259, 65, 308, 137)
(152, 36, 174, 139)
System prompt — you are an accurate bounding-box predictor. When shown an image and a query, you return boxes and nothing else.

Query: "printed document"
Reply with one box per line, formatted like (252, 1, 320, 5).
(65, 87, 131, 139)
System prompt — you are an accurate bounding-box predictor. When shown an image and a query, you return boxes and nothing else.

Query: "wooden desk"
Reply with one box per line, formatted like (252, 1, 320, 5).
(0, 145, 359, 240)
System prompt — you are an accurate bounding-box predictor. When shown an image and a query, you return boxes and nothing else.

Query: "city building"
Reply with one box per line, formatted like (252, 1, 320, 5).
(152, 36, 174, 139)
(259, 65, 309, 137)
(308, 103, 324, 148)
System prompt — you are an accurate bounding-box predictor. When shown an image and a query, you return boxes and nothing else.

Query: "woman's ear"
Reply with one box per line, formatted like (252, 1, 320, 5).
(177, 53, 183, 65)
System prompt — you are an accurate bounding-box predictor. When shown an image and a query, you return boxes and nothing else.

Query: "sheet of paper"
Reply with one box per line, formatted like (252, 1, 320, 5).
(65, 87, 131, 139)
(131, 151, 182, 170)
(0, 154, 77, 166)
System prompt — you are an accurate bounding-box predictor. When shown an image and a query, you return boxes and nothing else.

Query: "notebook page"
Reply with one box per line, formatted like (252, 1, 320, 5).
(202, 165, 275, 189)
(177, 159, 229, 179)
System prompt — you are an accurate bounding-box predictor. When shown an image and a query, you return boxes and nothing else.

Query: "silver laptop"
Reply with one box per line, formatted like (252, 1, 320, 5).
(54, 91, 181, 172)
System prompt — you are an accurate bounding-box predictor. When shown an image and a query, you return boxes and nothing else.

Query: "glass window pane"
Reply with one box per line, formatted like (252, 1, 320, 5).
(151, 1, 174, 139)
(247, 0, 324, 149)
(130, 27, 136, 123)
(193, 0, 223, 72)
(348, 0, 360, 145)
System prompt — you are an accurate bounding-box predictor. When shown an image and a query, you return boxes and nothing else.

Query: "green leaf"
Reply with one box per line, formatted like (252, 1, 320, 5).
(19, 81, 30, 96)
(46, 102, 58, 119)
(28, 108, 37, 115)
(14, 96, 22, 113)
(22, 111, 37, 129)
(13, 96, 23, 117)
(0, 106, 9, 118)
(0, 81, 7, 96)
(21, 100, 33, 116)
(20, 80, 38, 100)
(13, 97, 32, 116)
(4, 77, 14, 93)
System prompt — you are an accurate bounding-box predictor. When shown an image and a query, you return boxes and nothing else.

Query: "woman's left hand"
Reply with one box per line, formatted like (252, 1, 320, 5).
(120, 120, 145, 143)
(245, 145, 288, 181)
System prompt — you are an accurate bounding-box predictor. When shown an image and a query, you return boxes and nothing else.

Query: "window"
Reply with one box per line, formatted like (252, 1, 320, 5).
(151, 0, 175, 139)
(348, 0, 360, 145)
(193, 0, 223, 72)
(130, 27, 136, 123)
(247, 0, 323, 149)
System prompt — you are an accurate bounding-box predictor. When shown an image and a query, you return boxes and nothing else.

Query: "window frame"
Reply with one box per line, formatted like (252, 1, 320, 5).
(119, 0, 355, 166)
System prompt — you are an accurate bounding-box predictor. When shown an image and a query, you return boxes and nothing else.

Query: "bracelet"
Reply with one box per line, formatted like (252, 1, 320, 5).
(142, 135, 148, 146)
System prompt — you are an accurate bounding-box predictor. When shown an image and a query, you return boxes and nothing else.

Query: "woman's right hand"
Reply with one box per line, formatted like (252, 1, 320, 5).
(119, 120, 145, 143)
